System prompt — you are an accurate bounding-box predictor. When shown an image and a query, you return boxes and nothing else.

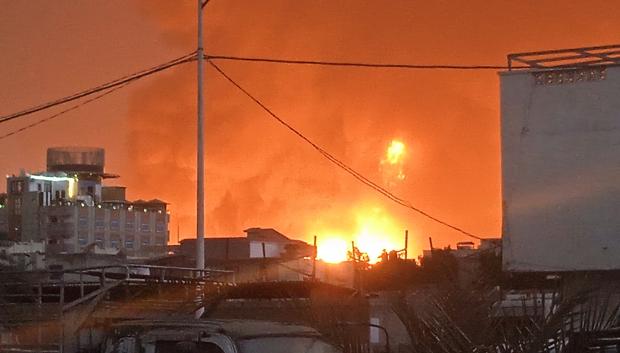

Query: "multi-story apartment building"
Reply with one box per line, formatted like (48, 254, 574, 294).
(4, 147, 168, 257)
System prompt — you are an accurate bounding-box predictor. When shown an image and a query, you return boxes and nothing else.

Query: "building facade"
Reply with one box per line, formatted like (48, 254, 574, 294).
(501, 47, 620, 272)
(4, 147, 168, 257)
(0, 194, 7, 239)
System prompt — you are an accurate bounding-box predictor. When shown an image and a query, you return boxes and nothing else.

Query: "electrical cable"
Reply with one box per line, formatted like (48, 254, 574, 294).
(208, 59, 484, 241)
(0, 82, 131, 141)
(0, 52, 196, 125)
(207, 54, 520, 70)
(1, 52, 520, 129)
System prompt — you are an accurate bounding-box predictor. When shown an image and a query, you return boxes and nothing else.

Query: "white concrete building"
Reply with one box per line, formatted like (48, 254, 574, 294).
(501, 45, 620, 272)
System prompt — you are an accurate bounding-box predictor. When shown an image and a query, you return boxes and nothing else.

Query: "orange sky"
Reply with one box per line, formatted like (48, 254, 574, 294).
(2, 1, 620, 257)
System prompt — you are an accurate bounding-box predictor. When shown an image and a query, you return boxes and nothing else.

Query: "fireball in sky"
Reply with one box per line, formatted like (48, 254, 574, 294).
(381, 139, 407, 186)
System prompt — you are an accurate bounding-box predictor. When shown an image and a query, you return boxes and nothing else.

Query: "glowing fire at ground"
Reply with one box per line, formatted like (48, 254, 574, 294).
(316, 237, 349, 263)
(313, 206, 405, 264)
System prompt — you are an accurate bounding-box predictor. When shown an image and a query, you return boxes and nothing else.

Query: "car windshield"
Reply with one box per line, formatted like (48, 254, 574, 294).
(237, 336, 341, 353)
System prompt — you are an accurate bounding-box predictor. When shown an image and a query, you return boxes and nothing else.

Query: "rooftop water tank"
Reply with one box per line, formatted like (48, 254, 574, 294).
(46, 147, 105, 173)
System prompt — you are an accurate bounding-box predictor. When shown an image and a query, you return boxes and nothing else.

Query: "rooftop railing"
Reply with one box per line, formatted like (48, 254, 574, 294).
(508, 44, 620, 70)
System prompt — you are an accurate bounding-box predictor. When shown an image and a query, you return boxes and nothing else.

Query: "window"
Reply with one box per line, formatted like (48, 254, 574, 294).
(78, 217, 88, 228)
(14, 198, 21, 215)
(141, 237, 150, 246)
(95, 218, 105, 230)
(78, 237, 88, 246)
(126, 220, 135, 231)
(155, 222, 165, 233)
(140, 224, 150, 233)
(110, 219, 120, 231)
(125, 240, 134, 249)
(49, 264, 63, 280)
(10, 180, 24, 194)
(110, 239, 119, 248)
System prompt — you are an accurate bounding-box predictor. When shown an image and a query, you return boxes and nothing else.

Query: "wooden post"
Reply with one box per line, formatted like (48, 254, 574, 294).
(428, 237, 434, 252)
(311, 235, 317, 280)
(351, 240, 359, 293)
(261, 242, 267, 281)
(404, 230, 409, 260)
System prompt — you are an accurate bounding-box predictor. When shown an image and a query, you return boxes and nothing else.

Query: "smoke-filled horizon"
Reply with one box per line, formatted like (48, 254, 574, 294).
(2, 1, 620, 258)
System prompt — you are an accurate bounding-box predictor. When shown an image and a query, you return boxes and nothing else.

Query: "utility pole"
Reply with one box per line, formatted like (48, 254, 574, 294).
(404, 229, 408, 260)
(196, 0, 205, 269)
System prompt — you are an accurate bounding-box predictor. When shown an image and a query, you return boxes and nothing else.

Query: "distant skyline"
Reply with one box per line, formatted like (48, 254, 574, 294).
(2, 0, 620, 256)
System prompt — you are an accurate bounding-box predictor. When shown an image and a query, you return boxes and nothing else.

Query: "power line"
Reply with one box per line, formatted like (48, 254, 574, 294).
(207, 60, 484, 241)
(207, 54, 517, 70)
(0, 83, 131, 141)
(1, 52, 517, 128)
(0, 52, 196, 125)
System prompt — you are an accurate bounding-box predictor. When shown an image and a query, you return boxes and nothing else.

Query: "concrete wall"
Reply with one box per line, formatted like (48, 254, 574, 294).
(19, 192, 43, 242)
(369, 293, 411, 353)
(249, 240, 283, 258)
(500, 66, 620, 271)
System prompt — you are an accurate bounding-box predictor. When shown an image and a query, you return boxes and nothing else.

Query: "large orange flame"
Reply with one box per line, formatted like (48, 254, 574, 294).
(312, 205, 407, 264)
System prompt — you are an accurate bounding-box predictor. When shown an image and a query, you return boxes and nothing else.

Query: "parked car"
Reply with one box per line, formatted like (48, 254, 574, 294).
(103, 319, 342, 353)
